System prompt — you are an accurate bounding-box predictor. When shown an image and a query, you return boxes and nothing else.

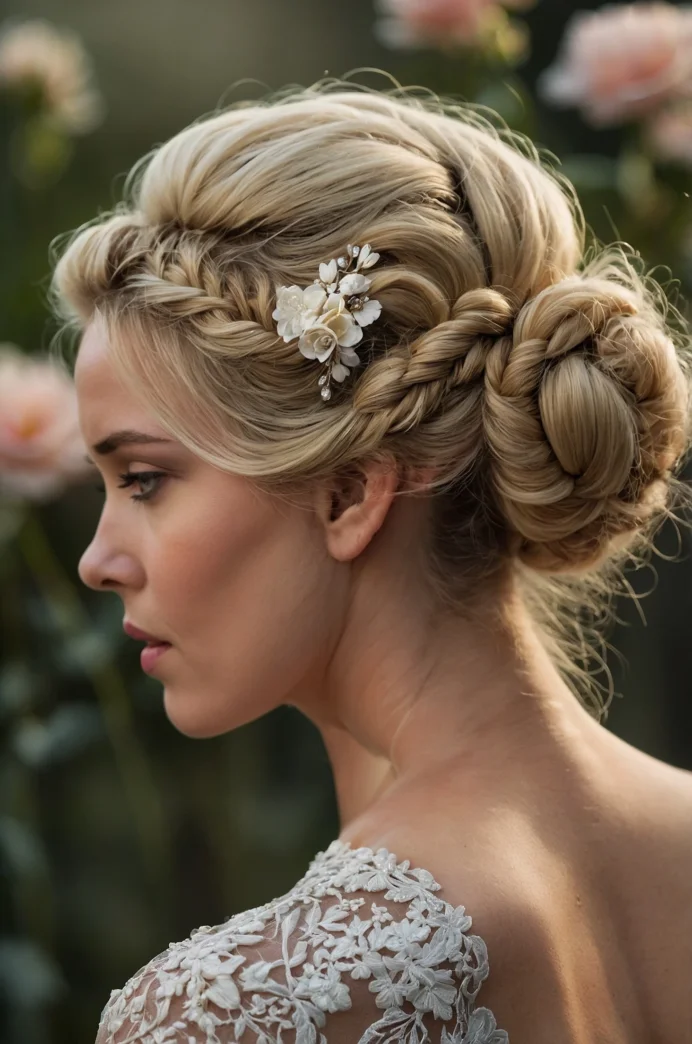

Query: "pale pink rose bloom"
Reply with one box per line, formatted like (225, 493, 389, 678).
(0, 18, 103, 134)
(0, 345, 91, 501)
(648, 104, 692, 165)
(374, 0, 530, 48)
(540, 3, 692, 127)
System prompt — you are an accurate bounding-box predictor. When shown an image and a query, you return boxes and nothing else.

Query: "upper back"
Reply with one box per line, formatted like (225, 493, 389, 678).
(94, 746, 692, 1044)
(342, 749, 692, 1044)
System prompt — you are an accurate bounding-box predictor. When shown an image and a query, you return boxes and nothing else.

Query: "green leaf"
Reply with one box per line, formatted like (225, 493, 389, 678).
(0, 938, 66, 1006)
(0, 816, 48, 878)
(473, 80, 529, 127)
(55, 629, 114, 674)
(559, 154, 618, 192)
(0, 662, 37, 720)
(12, 703, 103, 768)
(10, 116, 73, 189)
(0, 499, 25, 547)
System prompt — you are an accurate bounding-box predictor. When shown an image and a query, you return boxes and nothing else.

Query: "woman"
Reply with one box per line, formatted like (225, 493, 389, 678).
(51, 81, 692, 1043)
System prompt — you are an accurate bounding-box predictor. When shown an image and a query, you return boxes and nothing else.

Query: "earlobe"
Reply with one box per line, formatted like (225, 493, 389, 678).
(322, 457, 400, 562)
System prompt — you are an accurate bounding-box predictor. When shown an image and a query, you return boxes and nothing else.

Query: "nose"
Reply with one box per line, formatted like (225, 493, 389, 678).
(78, 533, 142, 592)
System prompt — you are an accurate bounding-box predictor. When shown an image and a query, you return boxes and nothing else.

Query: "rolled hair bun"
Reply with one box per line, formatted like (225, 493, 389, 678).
(482, 265, 691, 574)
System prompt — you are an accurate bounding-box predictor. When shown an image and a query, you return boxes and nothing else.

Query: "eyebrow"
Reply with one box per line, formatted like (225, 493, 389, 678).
(84, 430, 175, 464)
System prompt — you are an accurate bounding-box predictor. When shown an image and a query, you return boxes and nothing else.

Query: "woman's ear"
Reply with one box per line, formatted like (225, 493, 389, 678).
(315, 455, 401, 562)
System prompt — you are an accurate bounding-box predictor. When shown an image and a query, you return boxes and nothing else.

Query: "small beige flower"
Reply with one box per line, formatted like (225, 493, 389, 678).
(0, 18, 103, 134)
(539, 2, 692, 127)
(299, 302, 363, 364)
(0, 344, 91, 501)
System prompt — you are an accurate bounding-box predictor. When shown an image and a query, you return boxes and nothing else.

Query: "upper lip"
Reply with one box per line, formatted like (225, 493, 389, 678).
(123, 620, 170, 644)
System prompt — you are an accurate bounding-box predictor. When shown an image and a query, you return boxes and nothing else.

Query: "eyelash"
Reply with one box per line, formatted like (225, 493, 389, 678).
(93, 471, 166, 502)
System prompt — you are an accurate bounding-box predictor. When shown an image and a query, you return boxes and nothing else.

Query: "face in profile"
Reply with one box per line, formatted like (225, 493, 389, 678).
(74, 319, 340, 737)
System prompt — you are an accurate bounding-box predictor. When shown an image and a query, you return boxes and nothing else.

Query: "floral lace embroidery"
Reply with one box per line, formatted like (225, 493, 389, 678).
(97, 839, 509, 1043)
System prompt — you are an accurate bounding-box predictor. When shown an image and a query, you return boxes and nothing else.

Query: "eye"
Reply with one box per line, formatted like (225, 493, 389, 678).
(93, 471, 166, 503)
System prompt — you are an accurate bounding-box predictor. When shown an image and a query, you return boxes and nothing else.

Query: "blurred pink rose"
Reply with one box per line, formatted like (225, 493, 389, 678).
(648, 103, 692, 165)
(539, 2, 692, 126)
(0, 344, 90, 501)
(374, 0, 530, 49)
(0, 18, 103, 134)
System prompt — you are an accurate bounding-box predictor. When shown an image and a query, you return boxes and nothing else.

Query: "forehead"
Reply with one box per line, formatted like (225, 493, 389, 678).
(74, 320, 130, 402)
(74, 320, 168, 437)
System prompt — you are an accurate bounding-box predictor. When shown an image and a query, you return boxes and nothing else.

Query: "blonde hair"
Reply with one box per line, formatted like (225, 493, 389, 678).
(49, 77, 692, 719)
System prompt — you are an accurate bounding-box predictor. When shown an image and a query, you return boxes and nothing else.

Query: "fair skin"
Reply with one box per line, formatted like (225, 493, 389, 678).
(77, 318, 692, 1042)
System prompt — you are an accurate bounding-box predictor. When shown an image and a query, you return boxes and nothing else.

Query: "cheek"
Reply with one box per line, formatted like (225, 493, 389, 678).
(148, 496, 337, 732)
(150, 500, 323, 626)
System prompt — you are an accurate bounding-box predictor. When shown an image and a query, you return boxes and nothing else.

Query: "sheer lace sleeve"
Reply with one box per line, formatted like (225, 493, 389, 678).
(95, 840, 509, 1044)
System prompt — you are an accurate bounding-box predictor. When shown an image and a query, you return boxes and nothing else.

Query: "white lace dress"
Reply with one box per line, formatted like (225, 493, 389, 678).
(96, 839, 509, 1043)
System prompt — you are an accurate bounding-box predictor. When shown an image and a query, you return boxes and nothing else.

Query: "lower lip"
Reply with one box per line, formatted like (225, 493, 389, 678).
(140, 643, 172, 673)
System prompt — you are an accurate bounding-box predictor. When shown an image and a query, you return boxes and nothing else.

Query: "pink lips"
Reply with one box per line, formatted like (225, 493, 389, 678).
(123, 620, 172, 674)
(139, 642, 171, 674)
(124, 620, 167, 643)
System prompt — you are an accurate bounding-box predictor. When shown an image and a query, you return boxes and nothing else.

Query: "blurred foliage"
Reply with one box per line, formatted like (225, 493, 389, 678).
(0, 2, 691, 1043)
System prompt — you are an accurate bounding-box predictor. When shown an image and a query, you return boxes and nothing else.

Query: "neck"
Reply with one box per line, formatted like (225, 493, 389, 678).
(294, 577, 611, 833)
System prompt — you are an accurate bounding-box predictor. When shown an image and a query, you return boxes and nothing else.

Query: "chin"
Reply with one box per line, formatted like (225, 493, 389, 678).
(162, 688, 231, 739)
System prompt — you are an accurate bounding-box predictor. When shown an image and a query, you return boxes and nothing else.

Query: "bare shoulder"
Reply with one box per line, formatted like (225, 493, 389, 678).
(612, 740, 692, 845)
(617, 747, 692, 896)
(95, 839, 510, 1044)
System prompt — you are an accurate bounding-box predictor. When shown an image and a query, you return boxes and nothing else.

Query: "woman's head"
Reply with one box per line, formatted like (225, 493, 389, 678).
(52, 81, 692, 729)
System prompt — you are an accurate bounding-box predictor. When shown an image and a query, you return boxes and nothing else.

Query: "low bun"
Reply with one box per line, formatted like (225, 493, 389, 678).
(483, 267, 691, 574)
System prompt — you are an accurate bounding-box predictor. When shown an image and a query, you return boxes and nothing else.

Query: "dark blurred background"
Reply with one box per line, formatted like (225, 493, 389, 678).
(1, 1, 691, 1042)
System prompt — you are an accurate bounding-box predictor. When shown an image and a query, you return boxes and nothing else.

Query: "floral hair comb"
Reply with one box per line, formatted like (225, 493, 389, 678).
(272, 243, 383, 401)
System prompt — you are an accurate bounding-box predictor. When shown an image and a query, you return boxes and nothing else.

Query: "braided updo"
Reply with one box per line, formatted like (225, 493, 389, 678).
(50, 79, 692, 716)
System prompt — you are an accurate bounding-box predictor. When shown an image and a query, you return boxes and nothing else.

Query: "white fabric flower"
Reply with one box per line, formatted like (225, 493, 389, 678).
(299, 300, 363, 383)
(273, 243, 383, 400)
(275, 283, 346, 340)
(355, 244, 380, 270)
(338, 272, 371, 295)
(302, 284, 331, 315)
(331, 349, 362, 383)
(298, 302, 363, 362)
(319, 259, 339, 291)
(272, 285, 308, 341)
(298, 324, 338, 363)
(352, 298, 383, 327)
(272, 284, 330, 341)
